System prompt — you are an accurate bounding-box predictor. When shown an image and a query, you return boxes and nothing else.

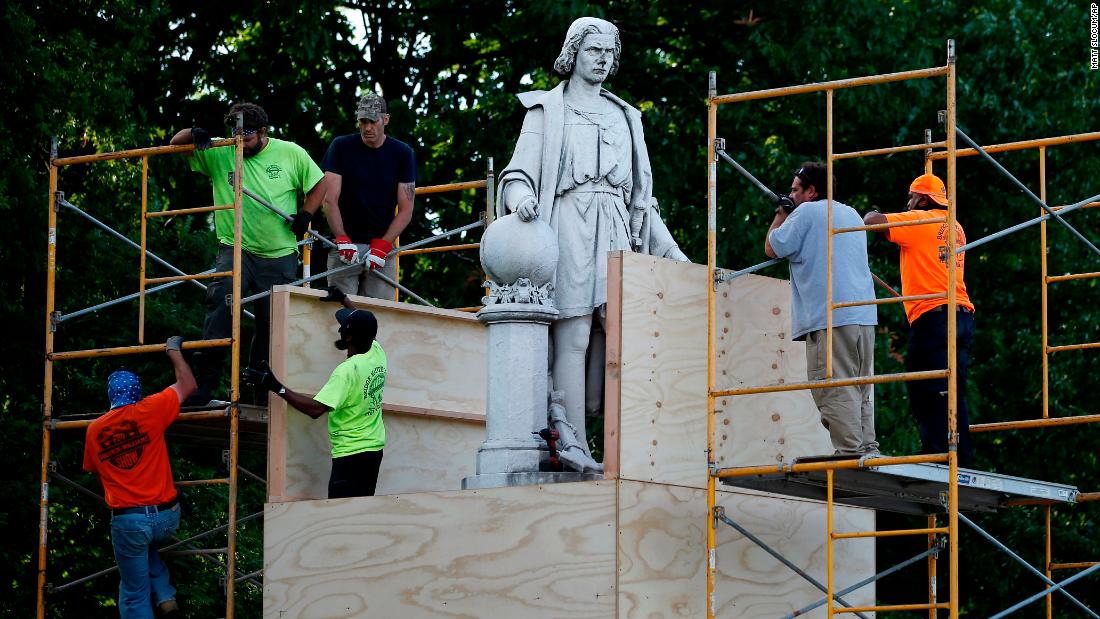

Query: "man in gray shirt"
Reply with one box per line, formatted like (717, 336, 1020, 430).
(765, 162, 879, 456)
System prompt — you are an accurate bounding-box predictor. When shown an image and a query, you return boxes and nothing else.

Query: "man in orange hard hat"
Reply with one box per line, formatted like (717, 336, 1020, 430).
(864, 173, 975, 466)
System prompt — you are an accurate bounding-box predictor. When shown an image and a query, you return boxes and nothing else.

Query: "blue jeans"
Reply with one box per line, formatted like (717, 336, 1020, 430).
(111, 505, 180, 618)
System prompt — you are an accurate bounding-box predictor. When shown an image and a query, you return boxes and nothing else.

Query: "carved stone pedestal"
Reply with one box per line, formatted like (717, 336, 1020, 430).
(462, 302, 559, 489)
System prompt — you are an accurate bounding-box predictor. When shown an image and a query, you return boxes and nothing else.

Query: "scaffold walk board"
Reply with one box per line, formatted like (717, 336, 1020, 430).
(720, 460, 1078, 515)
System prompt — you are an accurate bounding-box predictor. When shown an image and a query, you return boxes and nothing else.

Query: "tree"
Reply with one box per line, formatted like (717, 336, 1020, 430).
(3, 1, 1097, 616)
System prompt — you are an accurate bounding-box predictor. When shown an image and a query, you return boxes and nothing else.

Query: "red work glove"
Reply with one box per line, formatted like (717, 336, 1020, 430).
(368, 238, 393, 270)
(335, 235, 358, 265)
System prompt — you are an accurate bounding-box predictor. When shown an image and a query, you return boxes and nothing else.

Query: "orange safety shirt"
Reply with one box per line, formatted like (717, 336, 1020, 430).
(884, 209, 975, 324)
(83, 387, 180, 509)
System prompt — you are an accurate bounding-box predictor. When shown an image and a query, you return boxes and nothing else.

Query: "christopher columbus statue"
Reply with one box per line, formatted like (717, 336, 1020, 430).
(497, 17, 689, 467)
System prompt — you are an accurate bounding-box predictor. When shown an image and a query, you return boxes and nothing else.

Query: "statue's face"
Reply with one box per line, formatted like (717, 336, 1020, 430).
(573, 33, 617, 85)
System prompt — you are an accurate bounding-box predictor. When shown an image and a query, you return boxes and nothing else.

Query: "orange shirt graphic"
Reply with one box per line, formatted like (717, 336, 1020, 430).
(884, 209, 975, 324)
(83, 387, 180, 509)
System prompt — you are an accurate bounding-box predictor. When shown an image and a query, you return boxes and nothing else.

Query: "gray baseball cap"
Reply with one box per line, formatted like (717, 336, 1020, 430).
(355, 93, 387, 122)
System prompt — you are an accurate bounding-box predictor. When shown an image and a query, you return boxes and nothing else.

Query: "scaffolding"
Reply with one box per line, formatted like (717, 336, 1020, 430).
(704, 40, 1099, 618)
(37, 127, 494, 618)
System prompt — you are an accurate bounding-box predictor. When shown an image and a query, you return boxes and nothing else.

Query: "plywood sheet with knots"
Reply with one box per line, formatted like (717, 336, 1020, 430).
(610, 252, 831, 489)
(264, 481, 617, 618)
(616, 479, 874, 619)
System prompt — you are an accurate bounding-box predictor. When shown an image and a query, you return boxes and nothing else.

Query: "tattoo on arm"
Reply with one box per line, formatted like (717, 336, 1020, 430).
(403, 183, 415, 202)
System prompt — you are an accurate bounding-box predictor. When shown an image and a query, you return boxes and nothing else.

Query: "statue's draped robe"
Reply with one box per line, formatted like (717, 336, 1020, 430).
(498, 81, 683, 317)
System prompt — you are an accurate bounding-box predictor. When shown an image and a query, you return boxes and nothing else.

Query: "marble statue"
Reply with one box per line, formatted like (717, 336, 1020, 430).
(497, 16, 689, 465)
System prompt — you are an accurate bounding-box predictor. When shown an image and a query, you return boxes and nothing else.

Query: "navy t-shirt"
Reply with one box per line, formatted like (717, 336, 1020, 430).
(321, 134, 417, 242)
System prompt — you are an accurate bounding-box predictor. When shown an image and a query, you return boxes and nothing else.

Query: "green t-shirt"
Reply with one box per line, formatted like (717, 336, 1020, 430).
(314, 342, 387, 457)
(190, 138, 325, 257)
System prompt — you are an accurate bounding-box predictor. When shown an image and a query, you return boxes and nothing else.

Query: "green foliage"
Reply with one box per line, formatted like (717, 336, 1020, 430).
(3, 0, 1098, 617)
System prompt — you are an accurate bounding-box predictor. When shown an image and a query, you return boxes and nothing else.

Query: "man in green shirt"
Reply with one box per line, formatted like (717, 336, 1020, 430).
(247, 287, 387, 498)
(170, 102, 326, 404)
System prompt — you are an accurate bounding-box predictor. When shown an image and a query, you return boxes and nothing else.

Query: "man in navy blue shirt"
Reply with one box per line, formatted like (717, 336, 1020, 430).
(321, 93, 417, 299)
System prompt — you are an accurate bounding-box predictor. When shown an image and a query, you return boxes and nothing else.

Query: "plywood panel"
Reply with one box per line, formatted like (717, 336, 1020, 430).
(278, 406, 485, 501)
(265, 481, 617, 619)
(615, 253, 709, 488)
(616, 480, 875, 619)
(269, 286, 488, 500)
(376, 412, 482, 494)
(279, 286, 487, 413)
(613, 252, 832, 488)
(712, 273, 827, 469)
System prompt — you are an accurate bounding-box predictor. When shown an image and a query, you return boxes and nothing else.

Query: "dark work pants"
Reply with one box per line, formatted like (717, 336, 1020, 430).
(328, 450, 384, 499)
(194, 245, 298, 395)
(906, 308, 976, 467)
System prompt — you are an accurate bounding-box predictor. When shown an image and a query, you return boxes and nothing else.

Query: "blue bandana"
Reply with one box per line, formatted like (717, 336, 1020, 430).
(107, 370, 142, 409)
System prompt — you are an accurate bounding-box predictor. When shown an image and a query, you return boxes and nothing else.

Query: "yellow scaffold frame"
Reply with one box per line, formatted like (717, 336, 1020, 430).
(40, 131, 248, 619)
(705, 39, 1100, 619)
(706, 41, 963, 618)
(38, 129, 494, 618)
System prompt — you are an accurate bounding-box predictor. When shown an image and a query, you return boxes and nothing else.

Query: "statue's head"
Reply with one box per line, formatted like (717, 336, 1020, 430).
(553, 17, 621, 78)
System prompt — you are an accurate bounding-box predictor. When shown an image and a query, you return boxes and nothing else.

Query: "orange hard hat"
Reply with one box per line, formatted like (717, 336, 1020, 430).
(909, 173, 949, 207)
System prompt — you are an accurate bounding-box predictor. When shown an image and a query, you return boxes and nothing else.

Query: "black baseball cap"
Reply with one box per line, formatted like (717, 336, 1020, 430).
(335, 308, 378, 342)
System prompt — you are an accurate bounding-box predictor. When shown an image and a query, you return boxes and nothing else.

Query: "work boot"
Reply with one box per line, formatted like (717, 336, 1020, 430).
(549, 390, 603, 474)
(158, 598, 181, 618)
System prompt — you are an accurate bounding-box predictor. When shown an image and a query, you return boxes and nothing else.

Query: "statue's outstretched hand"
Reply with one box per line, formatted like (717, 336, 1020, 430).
(514, 196, 538, 222)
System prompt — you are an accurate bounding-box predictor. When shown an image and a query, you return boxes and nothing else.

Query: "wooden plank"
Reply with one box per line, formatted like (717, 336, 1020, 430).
(616, 479, 875, 619)
(603, 252, 624, 479)
(269, 286, 488, 500)
(384, 403, 486, 423)
(265, 481, 617, 619)
(277, 284, 483, 324)
(267, 289, 290, 499)
(613, 252, 831, 489)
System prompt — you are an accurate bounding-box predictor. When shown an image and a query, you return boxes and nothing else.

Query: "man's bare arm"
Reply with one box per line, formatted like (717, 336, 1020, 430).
(279, 388, 331, 420)
(764, 211, 788, 259)
(301, 177, 326, 216)
(863, 210, 888, 231)
(166, 337, 197, 402)
(321, 172, 348, 237)
(380, 181, 415, 244)
(169, 128, 195, 146)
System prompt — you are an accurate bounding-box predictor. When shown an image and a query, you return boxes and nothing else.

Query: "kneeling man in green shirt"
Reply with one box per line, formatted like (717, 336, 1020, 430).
(247, 288, 387, 498)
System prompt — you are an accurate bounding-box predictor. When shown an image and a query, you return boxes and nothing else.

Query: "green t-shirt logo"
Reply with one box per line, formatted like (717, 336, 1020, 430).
(266, 164, 283, 180)
(364, 366, 385, 415)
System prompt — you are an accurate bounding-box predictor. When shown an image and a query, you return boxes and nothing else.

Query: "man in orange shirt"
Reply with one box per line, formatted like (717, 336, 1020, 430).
(83, 336, 195, 619)
(864, 173, 975, 465)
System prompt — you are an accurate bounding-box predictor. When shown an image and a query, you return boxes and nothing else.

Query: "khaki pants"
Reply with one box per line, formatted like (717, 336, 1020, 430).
(805, 325, 878, 455)
(326, 244, 398, 300)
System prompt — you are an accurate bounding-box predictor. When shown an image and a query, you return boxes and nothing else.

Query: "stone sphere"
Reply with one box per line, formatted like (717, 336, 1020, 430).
(480, 213, 559, 287)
